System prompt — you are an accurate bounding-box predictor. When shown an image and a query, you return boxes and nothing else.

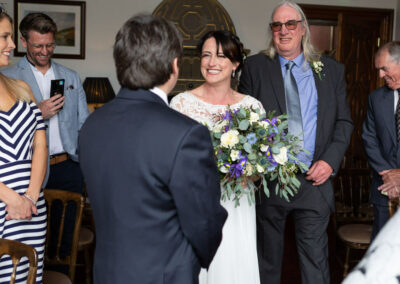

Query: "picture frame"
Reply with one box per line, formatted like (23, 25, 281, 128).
(14, 0, 86, 59)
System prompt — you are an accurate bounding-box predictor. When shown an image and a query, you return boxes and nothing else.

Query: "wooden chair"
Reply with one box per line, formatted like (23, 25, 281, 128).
(334, 168, 373, 277)
(0, 238, 38, 284)
(78, 227, 94, 284)
(43, 189, 85, 283)
(77, 198, 95, 284)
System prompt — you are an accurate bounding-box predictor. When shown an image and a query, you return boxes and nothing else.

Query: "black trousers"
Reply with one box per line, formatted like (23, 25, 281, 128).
(256, 177, 331, 284)
(45, 159, 84, 258)
(371, 203, 389, 241)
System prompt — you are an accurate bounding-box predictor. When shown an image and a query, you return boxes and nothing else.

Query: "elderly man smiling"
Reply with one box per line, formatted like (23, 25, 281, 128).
(239, 1, 353, 283)
(363, 41, 400, 240)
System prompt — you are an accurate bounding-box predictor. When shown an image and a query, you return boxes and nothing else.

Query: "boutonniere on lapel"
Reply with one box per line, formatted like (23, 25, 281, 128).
(311, 61, 324, 80)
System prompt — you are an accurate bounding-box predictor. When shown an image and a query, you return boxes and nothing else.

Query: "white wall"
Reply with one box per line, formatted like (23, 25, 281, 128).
(3, 0, 399, 93)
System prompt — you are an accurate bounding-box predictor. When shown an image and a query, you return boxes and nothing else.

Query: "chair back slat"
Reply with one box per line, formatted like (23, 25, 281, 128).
(334, 168, 373, 225)
(43, 189, 85, 281)
(0, 238, 38, 284)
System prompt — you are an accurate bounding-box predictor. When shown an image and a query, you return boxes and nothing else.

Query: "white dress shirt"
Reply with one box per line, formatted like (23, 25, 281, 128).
(150, 87, 168, 105)
(30, 64, 65, 155)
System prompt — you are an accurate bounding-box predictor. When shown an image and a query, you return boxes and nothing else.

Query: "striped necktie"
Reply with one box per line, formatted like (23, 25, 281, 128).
(396, 90, 400, 142)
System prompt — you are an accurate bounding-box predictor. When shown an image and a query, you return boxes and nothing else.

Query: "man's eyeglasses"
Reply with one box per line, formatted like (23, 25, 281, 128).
(270, 20, 302, 32)
(27, 41, 56, 50)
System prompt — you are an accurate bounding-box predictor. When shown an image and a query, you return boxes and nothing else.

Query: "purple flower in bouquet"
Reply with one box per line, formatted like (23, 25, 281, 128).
(269, 117, 278, 125)
(222, 110, 232, 123)
(226, 157, 247, 178)
(265, 147, 278, 168)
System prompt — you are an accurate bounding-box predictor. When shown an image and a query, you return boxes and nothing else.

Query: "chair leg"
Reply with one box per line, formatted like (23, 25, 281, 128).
(84, 246, 92, 284)
(343, 246, 350, 278)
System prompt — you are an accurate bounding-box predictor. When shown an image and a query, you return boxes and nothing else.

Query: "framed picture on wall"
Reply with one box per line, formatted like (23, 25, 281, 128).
(14, 0, 86, 59)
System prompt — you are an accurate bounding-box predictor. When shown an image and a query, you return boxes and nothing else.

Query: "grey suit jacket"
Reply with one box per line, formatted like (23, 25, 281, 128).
(239, 53, 353, 211)
(362, 86, 400, 206)
(1, 56, 89, 184)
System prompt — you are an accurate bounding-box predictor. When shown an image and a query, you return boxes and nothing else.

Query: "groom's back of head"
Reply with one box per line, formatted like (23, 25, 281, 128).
(113, 14, 183, 90)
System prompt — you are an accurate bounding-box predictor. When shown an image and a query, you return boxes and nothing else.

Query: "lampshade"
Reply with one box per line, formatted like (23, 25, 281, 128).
(83, 77, 115, 104)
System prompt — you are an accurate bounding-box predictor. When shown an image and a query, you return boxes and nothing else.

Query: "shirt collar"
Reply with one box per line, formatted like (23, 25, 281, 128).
(29, 62, 54, 77)
(25, 55, 52, 69)
(279, 53, 305, 69)
(150, 87, 168, 105)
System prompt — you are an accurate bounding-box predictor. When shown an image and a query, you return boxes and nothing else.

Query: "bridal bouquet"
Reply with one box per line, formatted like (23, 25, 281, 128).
(209, 106, 309, 206)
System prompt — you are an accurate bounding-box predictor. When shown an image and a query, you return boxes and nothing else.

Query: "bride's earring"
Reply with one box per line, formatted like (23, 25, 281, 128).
(232, 69, 236, 78)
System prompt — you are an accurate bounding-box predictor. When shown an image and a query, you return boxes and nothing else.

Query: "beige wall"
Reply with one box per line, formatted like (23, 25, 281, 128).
(3, 0, 399, 92)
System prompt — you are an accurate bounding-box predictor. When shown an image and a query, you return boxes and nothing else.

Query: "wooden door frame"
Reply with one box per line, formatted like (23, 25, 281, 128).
(299, 4, 393, 89)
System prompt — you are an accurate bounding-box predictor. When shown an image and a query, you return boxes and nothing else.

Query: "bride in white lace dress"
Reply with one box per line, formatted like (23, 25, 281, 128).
(170, 31, 264, 284)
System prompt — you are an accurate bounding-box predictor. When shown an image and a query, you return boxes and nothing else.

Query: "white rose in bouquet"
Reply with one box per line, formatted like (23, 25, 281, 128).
(273, 146, 288, 165)
(260, 144, 269, 152)
(257, 164, 265, 173)
(249, 112, 259, 123)
(220, 130, 239, 148)
(245, 163, 254, 176)
(259, 120, 270, 129)
(230, 150, 240, 161)
(219, 165, 229, 173)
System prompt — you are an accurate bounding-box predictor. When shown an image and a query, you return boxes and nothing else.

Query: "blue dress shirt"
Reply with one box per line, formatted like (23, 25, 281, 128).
(279, 54, 318, 166)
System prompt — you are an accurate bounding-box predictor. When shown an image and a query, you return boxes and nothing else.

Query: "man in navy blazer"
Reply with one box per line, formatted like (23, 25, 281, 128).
(1, 12, 89, 257)
(78, 15, 227, 284)
(363, 41, 400, 239)
(239, 2, 353, 284)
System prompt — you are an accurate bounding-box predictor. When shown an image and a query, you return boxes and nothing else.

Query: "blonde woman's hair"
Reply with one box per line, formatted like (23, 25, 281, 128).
(0, 74, 31, 102)
(262, 1, 321, 63)
(0, 10, 31, 102)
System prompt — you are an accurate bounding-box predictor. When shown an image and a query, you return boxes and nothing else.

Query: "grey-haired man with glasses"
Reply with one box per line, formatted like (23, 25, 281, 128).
(239, 1, 353, 283)
(2, 12, 89, 260)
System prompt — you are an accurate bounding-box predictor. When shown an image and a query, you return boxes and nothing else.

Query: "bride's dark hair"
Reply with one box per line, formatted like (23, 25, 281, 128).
(197, 30, 246, 73)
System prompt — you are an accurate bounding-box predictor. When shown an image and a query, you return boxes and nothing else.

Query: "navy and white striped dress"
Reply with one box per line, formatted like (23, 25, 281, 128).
(0, 101, 47, 283)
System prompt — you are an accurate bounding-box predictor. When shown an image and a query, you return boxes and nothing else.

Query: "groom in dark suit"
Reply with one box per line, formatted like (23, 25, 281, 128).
(363, 41, 400, 240)
(78, 15, 227, 284)
(239, 1, 353, 284)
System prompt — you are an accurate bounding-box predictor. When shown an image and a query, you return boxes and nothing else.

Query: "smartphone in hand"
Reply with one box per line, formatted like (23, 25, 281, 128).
(50, 79, 65, 97)
(50, 79, 65, 110)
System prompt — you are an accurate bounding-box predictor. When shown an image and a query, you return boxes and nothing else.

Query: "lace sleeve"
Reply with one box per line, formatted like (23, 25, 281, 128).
(254, 100, 266, 114)
(169, 92, 220, 127)
(244, 96, 266, 114)
(170, 94, 183, 112)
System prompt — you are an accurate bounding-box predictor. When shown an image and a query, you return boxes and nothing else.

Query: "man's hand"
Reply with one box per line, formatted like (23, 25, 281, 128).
(305, 160, 333, 186)
(378, 169, 400, 199)
(38, 94, 65, 119)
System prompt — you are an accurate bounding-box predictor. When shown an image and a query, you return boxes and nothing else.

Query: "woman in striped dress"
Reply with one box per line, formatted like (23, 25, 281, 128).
(0, 9, 48, 284)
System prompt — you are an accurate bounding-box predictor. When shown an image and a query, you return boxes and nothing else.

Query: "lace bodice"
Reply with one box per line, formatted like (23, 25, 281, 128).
(170, 91, 265, 127)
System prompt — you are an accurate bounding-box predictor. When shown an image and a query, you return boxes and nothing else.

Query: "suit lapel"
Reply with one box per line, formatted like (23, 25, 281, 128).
(52, 61, 63, 79)
(314, 63, 328, 154)
(19, 57, 43, 102)
(270, 55, 286, 113)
